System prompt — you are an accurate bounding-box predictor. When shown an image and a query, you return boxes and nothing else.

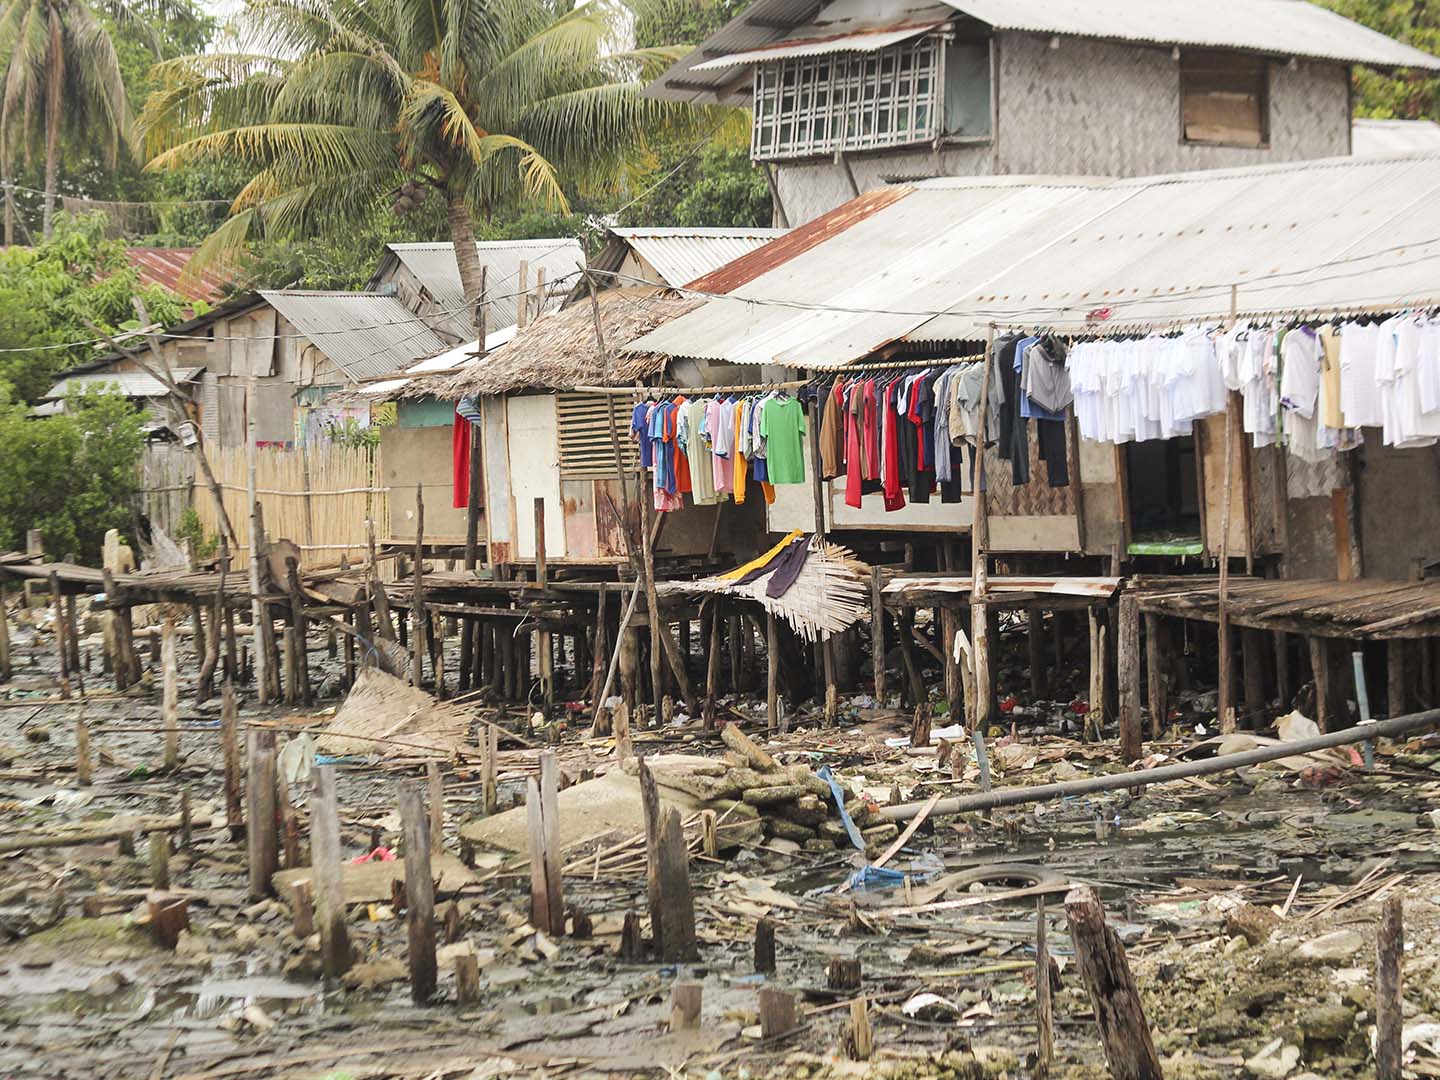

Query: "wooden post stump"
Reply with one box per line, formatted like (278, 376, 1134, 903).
(400, 781, 437, 1003)
(670, 983, 702, 1031)
(246, 731, 278, 898)
(310, 765, 351, 978)
(526, 751, 565, 936)
(162, 617, 180, 769)
(1064, 885, 1161, 1080)
(221, 681, 242, 840)
(755, 916, 776, 973)
(1377, 897, 1403, 1080)
(827, 956, 861, 990)
(1117, 594, 1142, 762)
(455, 953, 481, 1006)
(847, 997, 873, 1061)
(290, 882, 315, 938)
(1036, 896, 1055, 1079)
(758, 988, 797, 1039)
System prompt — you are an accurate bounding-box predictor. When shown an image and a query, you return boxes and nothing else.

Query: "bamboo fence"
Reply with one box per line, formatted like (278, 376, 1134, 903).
(193, 443, 386, 570)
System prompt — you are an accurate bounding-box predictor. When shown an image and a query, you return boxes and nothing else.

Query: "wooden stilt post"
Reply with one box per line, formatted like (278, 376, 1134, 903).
(754, 916, 776, 973)
(1273, 630, 1291, 709)
(969, 325, 997, 733)
(1242, 626, 1266, 728)
(482, 724, 499, 815)
(399, 781, 437, 1003)
(766, 610, 779, 735)
(638, 757, 663, 950)
(427, 761, 444, 854)
(871, 567, 887, 703)
(162, 617, 180, 769)
(703, 601, 721, 729)
(310, 764, 351, 978)
(1028, 606, 1046, 701)
(276, 768, 301, 868)
(149, 831, 170, 890)
(49, 570, 70, 697)
(655, 806, 699, 962)
(1376, 897, 1404, 1080)
(282, 627, 298, 705)
(1118, 593, 1142, 762)
(1065, 885, 1161, 1080)
(284, 557, 312, 706)
(1144, 613, 1167, 739)
(75, 713, 92, 785)
(1036, 896, 1054, 1079)
(1386, 640, 1407, 718)
(246, 730, 278, 898)
(221, 681, 242, 839)
(526, 751, 565, 936)
(758, 989, 797, 1039)
(412, 484, 426, 688)
(1088, 608, 1107, 740)
(847, 997, 873, 1060)
(670, 983, 702, 1031)
(1309, 636, 1332, 732)
(0, 585, 10, 683)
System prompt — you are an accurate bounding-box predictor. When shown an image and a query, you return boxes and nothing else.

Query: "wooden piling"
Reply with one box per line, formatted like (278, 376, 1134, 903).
(870, 567, 887, 703)
(455, 953, 481, 1006)
(276, 768, 301, 868)
(655, 806, 699, 963)
(290, 881, 315, 938)
(221, 681, 242, 839)
(1064, 885, 1161, 1080)
(399, 781, 437, 1003)
(284, 556, 312, 705)
(847, 997, 873, 1060)
(1144, 613, 1167, 739)
(246, 730, 278, 898)
(1036, 896, 1054, 1079)
(704, 602, 721, 729)
(49, 570, 70, 697)
(827, 957, 862, 990)
(482, 724, 499, 814)
(310, 764, 351, 978)
(412, 484, 427, 688)
(427, 761, 444, 853)
(162, 618, 180, 769)
(1376, 896, 1403, 1080)
(0, 586, 10, 683)
(766, 610, 779, 735)
(148, 831, 170, 890)
(75, 714, 92, 786)
(1118, 593, 1142, 762)
(282, 627, 298, 706)
(1308, 636, 1332, 732)
(1028, 606, 1046, 701)
(526, 751, 565, 937)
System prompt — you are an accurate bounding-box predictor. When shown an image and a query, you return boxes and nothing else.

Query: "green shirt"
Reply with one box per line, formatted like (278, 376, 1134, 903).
(760, 396, 806, 484)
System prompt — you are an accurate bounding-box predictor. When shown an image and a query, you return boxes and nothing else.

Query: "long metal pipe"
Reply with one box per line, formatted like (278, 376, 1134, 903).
(881, 710, 1440, 822)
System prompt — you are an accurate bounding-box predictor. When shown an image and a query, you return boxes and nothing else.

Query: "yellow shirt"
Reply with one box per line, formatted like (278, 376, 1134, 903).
(1318, 326, 1344, 429)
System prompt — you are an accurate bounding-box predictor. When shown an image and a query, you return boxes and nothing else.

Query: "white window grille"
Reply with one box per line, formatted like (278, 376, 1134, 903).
(751, 37, 941, 160)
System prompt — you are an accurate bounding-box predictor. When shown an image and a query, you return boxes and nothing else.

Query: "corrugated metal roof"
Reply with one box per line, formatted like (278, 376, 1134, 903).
(377, 239, 585, 333)
(1353, 118, 1440, 155)
(946, 0, 1440, 71)
(45, 367, 204, 400)
(125, 248, 230, 303)
(625, 152, 1440, 366)
(690, 17, 948, 71)
(610, 228, 789, 287)
(260, 292, 452, 382)
(649, 0, 1440, 103)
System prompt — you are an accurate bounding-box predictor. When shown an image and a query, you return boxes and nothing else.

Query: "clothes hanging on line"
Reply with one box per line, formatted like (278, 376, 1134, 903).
(630, 389, 808, 513)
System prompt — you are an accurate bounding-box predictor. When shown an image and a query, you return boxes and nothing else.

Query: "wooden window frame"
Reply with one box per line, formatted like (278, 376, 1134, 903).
(1179, 49, 1270, 150)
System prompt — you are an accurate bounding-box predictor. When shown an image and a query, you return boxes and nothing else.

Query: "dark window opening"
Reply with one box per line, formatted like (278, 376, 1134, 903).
(1181, 49, 1269, 148)
(1126, 437, 1201, 555)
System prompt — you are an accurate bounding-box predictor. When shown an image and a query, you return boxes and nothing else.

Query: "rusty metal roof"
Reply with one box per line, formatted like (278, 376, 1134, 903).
(125, 248, 230, 303)
(607, 228, 788, 288)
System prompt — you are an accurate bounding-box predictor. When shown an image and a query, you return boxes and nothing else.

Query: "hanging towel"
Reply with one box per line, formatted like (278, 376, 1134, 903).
(452, 410, 471, 509)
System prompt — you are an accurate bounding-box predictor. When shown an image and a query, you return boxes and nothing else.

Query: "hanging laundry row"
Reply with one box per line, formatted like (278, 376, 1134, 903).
(630, 390, 807, 512)
(1065, 314, 1440, 457)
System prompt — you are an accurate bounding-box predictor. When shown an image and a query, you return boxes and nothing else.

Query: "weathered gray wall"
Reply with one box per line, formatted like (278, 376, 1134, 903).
(1356, 442, 1440, 581)
(996, 34, 1349, 178)
(774, 32, 1351, 224)
(380, 425, 475, 544)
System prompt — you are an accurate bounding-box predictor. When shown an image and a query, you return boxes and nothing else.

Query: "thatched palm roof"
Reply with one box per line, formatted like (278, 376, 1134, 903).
(422, 287, 703, 400)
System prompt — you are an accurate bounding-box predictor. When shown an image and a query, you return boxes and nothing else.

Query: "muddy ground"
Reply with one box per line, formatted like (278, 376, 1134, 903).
(2, 601, 1440, 1079)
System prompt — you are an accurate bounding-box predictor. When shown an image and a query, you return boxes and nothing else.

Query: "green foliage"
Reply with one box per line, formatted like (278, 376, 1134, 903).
(621, 141, 770, 229)
(634, 0, 745, 49)
(174, 506, 217, 559)
(0, 213, 188, 402)
(0, 386, 145, 560)
(1317, 1, 1440, 118)
(326, 417, 380, 451)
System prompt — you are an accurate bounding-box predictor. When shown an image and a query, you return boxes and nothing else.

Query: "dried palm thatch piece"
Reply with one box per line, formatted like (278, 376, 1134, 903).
(658, 538, 870, 643)
(316, 667, 469, 759)
(411, 288, 703, 399)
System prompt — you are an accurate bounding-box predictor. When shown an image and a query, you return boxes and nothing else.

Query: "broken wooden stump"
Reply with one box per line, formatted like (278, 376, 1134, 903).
(827, 956, 861, 991)
(670, 983, 702, 1031)
(654, 805, 699, 963)
(442, 900, 462, 944)
(148, 832, 170, 890)
(309, 764, 351, 979)
(846, 997, 873, 1060)
(619, 911, 644, 961)
(290, 882, 315, 939)
(569, 909, 593, 939)
(1064, 885, 1161, 1080)
(161, 617, 180, 769)
(526, 751, 565, 937)
(1377, 896, 1403, 1080)
(147, 893, 189, 949)
(454, 953, 481, 1006)
(221, 681, 242, 840)
(75, 714, 92, 786)
(427, 761, 444, 853)
(1036, 896, 1055, 1080)
(481, 724, 499, 815)
(755, 917, 776, 973)
(246, 731, 278, 899)
(400, 781, 437, 1004)
(758, 988, 798, 1039)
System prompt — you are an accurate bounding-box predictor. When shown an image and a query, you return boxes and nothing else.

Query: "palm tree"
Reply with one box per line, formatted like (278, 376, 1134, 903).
(140, 0, 723, 331)
(0, 0, 181, 240)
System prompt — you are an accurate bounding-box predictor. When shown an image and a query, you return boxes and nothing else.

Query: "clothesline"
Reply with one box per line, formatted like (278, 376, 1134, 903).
(806, 354, 987, 374)
(995, 298, 1440, 340)
(570, 379, 810, 395)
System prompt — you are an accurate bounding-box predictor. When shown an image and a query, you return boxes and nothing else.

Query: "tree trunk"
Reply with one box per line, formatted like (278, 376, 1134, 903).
(42, 11, 63, 240)
(445, 187, 487, 337)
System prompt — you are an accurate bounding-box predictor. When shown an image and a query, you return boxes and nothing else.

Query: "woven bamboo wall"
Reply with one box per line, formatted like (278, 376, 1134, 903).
(193, 444, 386, 570)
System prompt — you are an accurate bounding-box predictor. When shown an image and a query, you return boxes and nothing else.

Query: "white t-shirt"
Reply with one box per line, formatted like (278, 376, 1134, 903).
(1339, 322, 1385, 428)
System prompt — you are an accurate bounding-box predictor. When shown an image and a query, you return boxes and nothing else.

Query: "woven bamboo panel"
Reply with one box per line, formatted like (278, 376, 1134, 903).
(982, 423, 1077, 518)
(193, 443, 386, 571)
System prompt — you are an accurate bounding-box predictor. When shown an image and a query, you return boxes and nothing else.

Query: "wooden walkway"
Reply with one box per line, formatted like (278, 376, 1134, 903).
(1131, 575, 1440, 639)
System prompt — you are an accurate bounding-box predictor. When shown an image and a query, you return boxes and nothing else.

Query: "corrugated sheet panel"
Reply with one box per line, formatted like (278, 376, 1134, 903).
(46, 366, 204, 400)
(625, 151, 1440, 366)
(648, 0, 1440, 103)
(260, 292, 452, 382)
(125, 248, 231, 303)
(385, 239, 585, 330)
(1354, 119, 1440, 155)
(947, 0, 1440, 70)
(690, 17, 948, 70)
(611, 228, 788, 287)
